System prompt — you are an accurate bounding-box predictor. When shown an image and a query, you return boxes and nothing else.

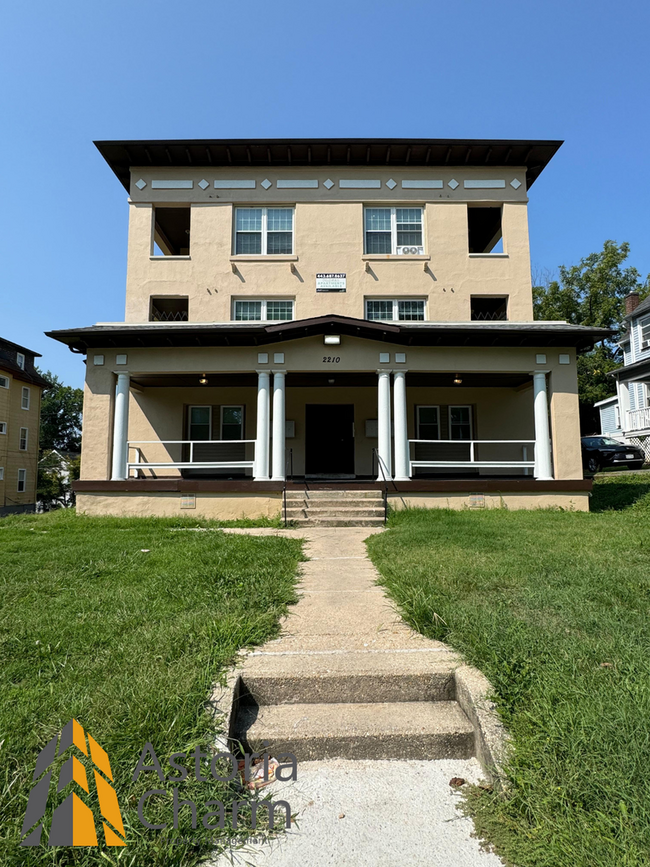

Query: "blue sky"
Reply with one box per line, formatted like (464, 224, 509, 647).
(1, 0, 648, 387)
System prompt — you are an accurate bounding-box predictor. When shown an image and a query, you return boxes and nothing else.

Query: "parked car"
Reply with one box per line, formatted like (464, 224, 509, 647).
(581, 437, 645, 474)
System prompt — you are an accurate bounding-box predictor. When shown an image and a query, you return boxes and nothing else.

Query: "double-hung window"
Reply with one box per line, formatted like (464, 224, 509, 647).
(640, 315, 650, 350)
(19, 428, 28, 450)
(221, 406, 243, 440)
(416, 407, 440, 441)
(21, 387, 30, 410)
(188, 406, 211, 441)
(17, 469, 26, 493)
(233, 299, 294, 321)
(235, 208, 294, 255)
(0, 376, 8, 389)
(16, 353, 25, 369)
(0, 422, 6, 435)
(450, 406, 472, 440)
(364, 207, 424, 254)
(365, 299, 425, 321)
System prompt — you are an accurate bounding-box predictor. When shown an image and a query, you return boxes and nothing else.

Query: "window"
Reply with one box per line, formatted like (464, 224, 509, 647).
(450, 406, 472, 440)
(0, 422, 6, 435)
(17, 469, 26, 493)
(364, 207, 423, 254)
(16, 353, 25, 369)
(188, 406, 211, 441)
(471, 296, 508, 321)
(221, 406, 244, 440)
(365, 299, 425, 321)
(0, 376, 8, 389)
(233, 299, 294, 321)
(235, 208, 294, 255)
(150, 297, 189, 322)
(640, 315, 650, 349)
(467, 206, 503, 254)
(416, 406, 440, 440)
(21, 387, 30, 410)
(0, 468, 3, 481)
(19, 428, 28, 450)
(152, 206, 191, 256)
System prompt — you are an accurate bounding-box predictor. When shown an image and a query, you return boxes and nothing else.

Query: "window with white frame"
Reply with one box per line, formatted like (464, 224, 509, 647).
(640, 315, 650, 349)
(450, 406, 472, 440)
(364, 207, 424, 254)
(0, 467, 3, 480)
(416, 406, 440, 440)
(234, 208, 294, 255)
(16, 353, 25, 369)
(233, 299, 294, 321)
(0, 376, 8, 389)
(221, 406, 244, 440)
(0, 422, 6, 435)
(17, 468, 26, 492)
(365, 299, 425, 321)
(21, 387, 30, 410)
(188, 406, 211, 441)
(19, 427, 28, 450)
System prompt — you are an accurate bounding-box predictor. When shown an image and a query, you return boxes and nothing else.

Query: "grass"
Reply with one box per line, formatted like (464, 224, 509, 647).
(0, 509, 303, 866)
(367, 473, 650, 867)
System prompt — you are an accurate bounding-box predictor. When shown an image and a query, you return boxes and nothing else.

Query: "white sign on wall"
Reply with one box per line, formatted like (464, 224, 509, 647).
(316, 273, 346, 292)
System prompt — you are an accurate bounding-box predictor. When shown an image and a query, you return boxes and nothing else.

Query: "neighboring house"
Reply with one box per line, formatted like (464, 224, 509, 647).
(37, 449, 81, 511)
(0, 337, 49, 516)
(596, 292, 650, 460)
(47, 137, 609, 516)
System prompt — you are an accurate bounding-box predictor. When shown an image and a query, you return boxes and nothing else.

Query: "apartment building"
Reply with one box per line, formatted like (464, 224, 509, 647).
(48, 138, 609, 516)
(0, 337, 49, 515)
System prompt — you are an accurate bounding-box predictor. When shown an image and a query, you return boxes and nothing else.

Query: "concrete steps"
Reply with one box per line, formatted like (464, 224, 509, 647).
(285, 489, 385, 527)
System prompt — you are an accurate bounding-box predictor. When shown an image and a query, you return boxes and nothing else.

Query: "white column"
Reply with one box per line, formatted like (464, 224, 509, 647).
(376, 369, 392, 480)
(393, 370, 409, 480)
(111, 372, 130, 480)
(254, 370, 270, 480)
(532, 371, 553, 480)
(617, 379, 630, 430)
(271, 370, 286, 482)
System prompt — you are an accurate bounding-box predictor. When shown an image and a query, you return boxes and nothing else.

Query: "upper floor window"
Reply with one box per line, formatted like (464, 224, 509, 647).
(471, 296, 508, 321)
(16, 353, 25, 369)
(152, 206, 191, 256)
(365, 299, 425, 322)
(0, 422, 6, 434)
(17, 468, 26, 493)
(640, 315, 650, 350)
(19, 427, 28, 450)
(235, 208, 294, 255)
(233, 299, 294, 321)
(0, 376, 8, 389)
(468, 206, 503, 254)
(364, 207, 424, 255)
(150, 296, 189, 322)
(21, 387, 30, 410)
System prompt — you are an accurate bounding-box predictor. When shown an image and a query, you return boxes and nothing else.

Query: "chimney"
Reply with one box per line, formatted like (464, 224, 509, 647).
(625, 292, 641, 315)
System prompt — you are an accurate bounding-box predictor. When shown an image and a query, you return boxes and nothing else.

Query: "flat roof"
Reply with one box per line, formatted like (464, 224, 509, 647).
(94, 138, 563, 192)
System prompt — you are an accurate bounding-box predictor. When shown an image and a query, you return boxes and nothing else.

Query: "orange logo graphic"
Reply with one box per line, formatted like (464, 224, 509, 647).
(21, 718, 126, 847)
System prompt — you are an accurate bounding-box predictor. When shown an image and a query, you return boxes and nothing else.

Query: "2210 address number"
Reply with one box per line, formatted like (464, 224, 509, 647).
(322, 356, 341, 363)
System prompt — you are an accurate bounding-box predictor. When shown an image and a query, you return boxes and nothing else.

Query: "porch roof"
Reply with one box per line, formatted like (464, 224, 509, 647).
(46, 315, 611, 354)
(608, 356, 650, 382)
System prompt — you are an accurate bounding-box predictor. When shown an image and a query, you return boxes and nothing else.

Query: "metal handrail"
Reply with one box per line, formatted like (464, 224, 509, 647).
(283, 448, 293, 527)
(373, 447, 389, 526)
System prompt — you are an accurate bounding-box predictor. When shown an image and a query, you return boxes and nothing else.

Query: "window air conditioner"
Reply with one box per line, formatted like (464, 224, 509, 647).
(396, 246, 424, 255)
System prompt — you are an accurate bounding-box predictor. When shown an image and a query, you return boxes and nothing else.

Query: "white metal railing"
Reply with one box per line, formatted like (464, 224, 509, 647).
(408, 439, 536, 474)
(127, 440, 256, 477)
(627, 408, 650, 432)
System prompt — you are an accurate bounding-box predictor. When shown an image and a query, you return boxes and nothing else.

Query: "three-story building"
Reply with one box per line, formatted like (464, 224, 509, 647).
(48, 138, 608, 516)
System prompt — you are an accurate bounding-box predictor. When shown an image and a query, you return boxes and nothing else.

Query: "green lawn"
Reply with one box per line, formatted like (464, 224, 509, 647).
(367, 473, 650, 867)
(0, 510, 303, 866)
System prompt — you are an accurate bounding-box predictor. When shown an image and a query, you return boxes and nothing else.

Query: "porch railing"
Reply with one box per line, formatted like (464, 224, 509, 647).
(626, 407, 650, 432)
(127, 440, 256, 477)
(408, 439, 535, 473)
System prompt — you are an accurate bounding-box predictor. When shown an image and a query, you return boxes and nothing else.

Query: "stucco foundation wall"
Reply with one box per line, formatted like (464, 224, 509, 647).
(76, 492, 282, 519)
(389, 492, 590, 512)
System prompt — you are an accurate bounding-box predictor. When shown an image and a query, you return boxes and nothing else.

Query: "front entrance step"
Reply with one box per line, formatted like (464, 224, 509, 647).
(285, 490, 384, 500)
(240, 650, 459, 704)
(236, 700, 475, 761)
(291, 517, 385, 528)
(285, 507, 385, 519)
(284, 489, 386, 526)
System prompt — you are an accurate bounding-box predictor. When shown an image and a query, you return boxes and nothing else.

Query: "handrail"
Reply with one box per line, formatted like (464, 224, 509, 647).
(373, 447, 389, 526)
(283, 448, 293, 527)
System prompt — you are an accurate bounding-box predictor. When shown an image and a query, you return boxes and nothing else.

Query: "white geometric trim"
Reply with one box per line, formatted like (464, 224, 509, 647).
(198, 179, 210, 190)
(261, 179, 272, 190)
(402, 180, 443, 189)
(464, 179, 506, 189)
(323, 179, 335, 190)
(214, 179, 256, 189)
(151, 180, 194, 189)
(510, 178, 522, 189)
(135, 178, 147, 190)
(277, 179, 318, 188)
(448, 179, 459, 190)
(386, 179, 397, 190)
(339, 179, 381, 189)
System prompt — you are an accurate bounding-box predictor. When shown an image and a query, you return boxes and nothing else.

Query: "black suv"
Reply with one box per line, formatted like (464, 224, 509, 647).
(581, 436, 645, 474)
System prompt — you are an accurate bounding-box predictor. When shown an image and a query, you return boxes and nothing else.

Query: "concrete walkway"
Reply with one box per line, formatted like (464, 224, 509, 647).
(212, 527, 503, 867)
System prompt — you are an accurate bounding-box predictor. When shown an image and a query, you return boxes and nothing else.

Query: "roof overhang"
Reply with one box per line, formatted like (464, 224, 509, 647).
(46, 315, 611, 354)
(94, 138, 563, 192)
(608, 356, 650, 381)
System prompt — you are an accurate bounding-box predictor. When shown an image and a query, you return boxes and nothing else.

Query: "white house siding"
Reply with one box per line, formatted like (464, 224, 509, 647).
(599, 403, 619, 434)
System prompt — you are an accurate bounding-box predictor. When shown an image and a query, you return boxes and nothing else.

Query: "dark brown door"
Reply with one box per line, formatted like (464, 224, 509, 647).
(305, 404, 355, 475)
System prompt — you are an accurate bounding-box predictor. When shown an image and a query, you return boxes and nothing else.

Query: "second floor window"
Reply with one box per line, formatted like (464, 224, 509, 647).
(21, 387, 30, 410)
(16, 353, 25, 369)
(640, 315, 650, 350)
(364, 207, 423, 254)
(365, 299, 425, 322)
(19, 428, 28, 450)
(233, 299, 294, 321)
(235, 208, 294, 255)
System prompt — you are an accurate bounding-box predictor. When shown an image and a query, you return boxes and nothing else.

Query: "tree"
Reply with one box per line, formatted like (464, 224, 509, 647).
(533, 241, 650, 432)
(37, 451, 81, 511)
(37, 371, 84, 452)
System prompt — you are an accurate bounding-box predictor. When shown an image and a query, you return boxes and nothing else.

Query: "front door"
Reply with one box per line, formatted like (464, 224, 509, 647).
(305, 404, 355, 476)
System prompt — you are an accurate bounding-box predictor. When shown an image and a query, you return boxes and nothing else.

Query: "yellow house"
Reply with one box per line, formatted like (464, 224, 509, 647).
(0, 337, 49, 515)
(47, 138, 608, 519)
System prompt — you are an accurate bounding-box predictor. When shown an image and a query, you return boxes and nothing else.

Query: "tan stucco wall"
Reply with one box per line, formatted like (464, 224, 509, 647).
(76, 492, 282, 519)
(123, 165, 533, 324)
(0, 372, 42, 508)
(389, 492, 590, 512)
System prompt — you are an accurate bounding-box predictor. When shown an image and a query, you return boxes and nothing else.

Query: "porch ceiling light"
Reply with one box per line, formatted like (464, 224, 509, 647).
(199, 374, 209, 385)
(324, 334, 341, 345)
(453, 374, 463, 385)
(328, 378, 335, 385)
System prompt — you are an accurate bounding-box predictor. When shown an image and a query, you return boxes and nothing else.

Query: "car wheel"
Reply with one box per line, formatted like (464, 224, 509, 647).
(587, 457, 601, 474)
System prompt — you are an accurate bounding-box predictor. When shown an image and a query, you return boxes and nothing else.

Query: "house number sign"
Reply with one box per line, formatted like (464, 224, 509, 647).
(316, 273, 346, 291)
